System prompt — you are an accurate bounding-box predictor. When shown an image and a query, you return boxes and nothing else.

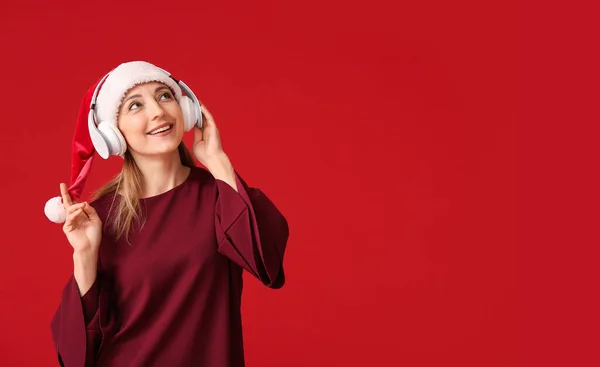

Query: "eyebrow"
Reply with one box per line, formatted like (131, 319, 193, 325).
(122, 86, 172, 104)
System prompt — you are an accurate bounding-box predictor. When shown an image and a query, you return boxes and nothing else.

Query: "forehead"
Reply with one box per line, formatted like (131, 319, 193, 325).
(124, 81, 169, 96)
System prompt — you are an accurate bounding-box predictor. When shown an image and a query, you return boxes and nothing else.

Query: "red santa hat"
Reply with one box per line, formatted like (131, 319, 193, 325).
(44, 61, 190, 224)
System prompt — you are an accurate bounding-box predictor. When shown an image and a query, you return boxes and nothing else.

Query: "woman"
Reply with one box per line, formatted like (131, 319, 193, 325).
(46, 61, 289, 367)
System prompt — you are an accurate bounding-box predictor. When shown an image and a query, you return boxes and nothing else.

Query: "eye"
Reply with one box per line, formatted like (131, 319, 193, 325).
(128, 101, 141, 111)
(159, 91, 173, 100)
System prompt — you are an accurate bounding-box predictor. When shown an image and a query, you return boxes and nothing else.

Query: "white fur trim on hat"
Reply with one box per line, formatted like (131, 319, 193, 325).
(96, 61, 183, 124)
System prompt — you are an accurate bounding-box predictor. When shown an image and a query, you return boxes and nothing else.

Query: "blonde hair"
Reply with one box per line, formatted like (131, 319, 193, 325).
(93, 143, 196, 242)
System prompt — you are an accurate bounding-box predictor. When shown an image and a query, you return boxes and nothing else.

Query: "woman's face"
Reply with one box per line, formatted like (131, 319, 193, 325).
(117, 82, 185, 158)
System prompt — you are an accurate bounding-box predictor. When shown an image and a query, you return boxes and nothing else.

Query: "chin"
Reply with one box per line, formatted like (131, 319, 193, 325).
(132, 141, 182, 158)
(152, 141, 182, 155)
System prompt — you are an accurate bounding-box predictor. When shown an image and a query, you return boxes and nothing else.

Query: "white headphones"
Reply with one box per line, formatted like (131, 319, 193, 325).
(87, 67, 202, 159)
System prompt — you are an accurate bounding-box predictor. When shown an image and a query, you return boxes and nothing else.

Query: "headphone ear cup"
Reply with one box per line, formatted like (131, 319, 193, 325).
(98, 121, 127, 157)
(179, 96, 200, 131)
(88, 110, 110, 159)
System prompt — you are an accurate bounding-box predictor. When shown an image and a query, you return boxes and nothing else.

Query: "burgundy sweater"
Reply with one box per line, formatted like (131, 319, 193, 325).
(50, 167, 289, 367)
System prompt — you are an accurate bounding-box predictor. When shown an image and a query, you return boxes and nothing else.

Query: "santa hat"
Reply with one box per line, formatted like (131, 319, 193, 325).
(44, 61, 189, 224)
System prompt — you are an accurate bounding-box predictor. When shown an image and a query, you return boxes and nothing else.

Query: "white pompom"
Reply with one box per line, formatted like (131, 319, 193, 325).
(44, 196, 66, 223)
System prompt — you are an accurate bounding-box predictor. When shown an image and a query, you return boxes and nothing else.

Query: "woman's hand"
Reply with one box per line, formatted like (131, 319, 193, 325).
(193, 104, 226, 166)
(192, 105, 237, 191)
(60, 183, 102, 254)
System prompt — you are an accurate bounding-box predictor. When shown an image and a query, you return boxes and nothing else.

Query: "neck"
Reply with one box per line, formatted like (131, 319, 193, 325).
(130, 149, 192, 198)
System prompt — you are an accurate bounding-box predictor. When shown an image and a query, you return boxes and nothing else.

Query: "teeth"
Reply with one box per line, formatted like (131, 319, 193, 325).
(149, 125, 171, 135)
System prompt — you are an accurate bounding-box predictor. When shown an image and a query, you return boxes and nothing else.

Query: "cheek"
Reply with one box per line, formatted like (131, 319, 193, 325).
(169, 102, 184, 122)
(118, 115, 147, 142)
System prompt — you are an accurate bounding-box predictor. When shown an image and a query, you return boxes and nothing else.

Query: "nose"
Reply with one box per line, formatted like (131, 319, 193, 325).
(147, 99, 166, 120)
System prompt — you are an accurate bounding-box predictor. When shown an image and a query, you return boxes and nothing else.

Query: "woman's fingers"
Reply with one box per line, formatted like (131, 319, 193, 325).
(194, 123, 204, 142)
(200, 105, 216, 128)
(60, 183, 73, 209)
(63, 203, 89, 232)
(64, 208, 83, 232)
(66, 202, 86, 215)
(81, 202, 98, 221)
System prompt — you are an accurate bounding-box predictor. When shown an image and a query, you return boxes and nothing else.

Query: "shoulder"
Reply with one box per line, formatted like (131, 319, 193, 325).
(89, 191, 118, 222)
(188, 165, 218, 189)
(189, 165, 213, 180)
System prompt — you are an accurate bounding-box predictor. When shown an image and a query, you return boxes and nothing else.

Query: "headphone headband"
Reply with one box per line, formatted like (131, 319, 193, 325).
(89, 67, 202, 118)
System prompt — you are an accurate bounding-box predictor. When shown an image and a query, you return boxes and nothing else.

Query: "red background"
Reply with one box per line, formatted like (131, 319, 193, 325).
(1, 0, 598, 366)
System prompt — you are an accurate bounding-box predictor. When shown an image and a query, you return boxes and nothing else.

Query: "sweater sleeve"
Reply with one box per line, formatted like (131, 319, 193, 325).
(50, 275, 103, 367)
(215, 173, 289, 288)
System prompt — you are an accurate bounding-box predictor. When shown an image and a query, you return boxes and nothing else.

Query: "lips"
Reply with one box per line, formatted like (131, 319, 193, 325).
(147, 123, 173, 135)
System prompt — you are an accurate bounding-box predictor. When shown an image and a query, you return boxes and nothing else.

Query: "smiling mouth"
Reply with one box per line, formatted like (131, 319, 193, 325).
(148, 124, 173, 135)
